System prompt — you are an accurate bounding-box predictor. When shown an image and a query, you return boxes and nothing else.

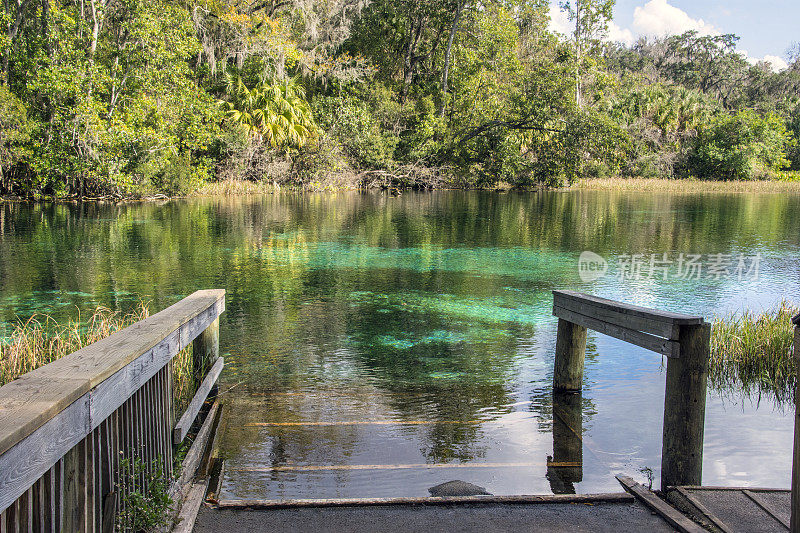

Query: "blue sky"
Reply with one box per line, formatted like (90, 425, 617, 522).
(550, 0, 798, 70)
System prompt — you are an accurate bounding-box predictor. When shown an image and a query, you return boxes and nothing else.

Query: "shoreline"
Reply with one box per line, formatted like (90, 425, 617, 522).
(3, 175, 800, 203)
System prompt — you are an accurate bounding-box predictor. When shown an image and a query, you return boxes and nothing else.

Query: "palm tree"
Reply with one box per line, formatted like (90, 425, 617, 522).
(221, 73, 319, 149)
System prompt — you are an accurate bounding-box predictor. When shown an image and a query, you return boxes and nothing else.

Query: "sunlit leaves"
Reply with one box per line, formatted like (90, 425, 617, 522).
(221, 73, 319, 149)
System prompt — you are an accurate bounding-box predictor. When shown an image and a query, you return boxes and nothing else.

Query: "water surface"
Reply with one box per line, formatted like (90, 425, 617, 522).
(1, 191, 798, 498)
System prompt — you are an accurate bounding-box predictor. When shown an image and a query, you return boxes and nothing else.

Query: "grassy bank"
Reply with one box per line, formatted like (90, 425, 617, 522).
(575, 176, 800, 194)
(0, 304, 195, 412)
(710, 300, 798, 404)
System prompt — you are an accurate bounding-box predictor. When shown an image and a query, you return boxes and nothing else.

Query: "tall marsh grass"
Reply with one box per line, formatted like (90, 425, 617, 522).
(710, 300, 798, 404)
(575, 177, 800, 194)
(0, 303, 196, 411)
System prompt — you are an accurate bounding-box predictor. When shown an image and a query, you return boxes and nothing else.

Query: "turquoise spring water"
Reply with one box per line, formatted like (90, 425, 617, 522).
(1, 190, 799, 498)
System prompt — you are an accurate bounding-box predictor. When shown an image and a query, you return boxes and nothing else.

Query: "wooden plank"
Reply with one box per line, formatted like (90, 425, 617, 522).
(173, 482, 208, 533)
(616, 475, 706, 533)
(553, 290, 703, 326)
(174, 358, 224, 444)
(742, 489, 790, 529)
(554, 291, 687, 339)
(87, 330, 179, 432)
(673, 487, 734, 533)
(793, 326, 800, 532)
(679, 486, 789, 492)
(175, 401, 221, 491)
(232, 462, 554, 472)
(216, 492, 635, 509)
(554, 305, 681, 358)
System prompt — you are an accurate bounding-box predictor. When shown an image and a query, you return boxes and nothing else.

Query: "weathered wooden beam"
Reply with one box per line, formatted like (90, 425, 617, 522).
(616, 475, 706, 533)
(173, 482, 208, 533)
(792, 324, 800, 533)
(174, 358, 224, 445)
(553, 291, 703, 331)
(553, 305, 681, 358)
(553, 318, 587, 391)
(216, 492, 635, 509)
(661, 323, 710, 490)
(175, 400, 222, 492)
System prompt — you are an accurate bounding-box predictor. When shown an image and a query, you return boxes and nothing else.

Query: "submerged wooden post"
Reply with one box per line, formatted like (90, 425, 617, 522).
(547, 391, 583, 494)
(791, 313, 800, 533)
(193, 317, 219, 387)
(661, 322, 710, 490)
(553, 319, 587, 391)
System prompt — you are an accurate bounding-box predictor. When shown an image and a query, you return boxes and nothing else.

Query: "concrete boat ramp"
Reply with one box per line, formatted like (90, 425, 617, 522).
(185, 476, 792, 533)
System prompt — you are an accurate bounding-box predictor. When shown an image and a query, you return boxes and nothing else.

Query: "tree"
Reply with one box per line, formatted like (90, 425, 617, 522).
(688, 110, 792, 180)
(221, 73, 320, 149)
(559, 0, 615, 108)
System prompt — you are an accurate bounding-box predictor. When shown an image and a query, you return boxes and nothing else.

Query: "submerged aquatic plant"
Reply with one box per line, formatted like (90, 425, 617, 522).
(709, 299, 798, 404)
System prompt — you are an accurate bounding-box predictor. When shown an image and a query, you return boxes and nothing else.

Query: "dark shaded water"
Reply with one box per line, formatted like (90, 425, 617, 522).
(1, 191, 799, 498)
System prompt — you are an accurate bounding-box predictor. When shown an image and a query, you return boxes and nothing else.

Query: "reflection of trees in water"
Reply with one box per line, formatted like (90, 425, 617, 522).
(2, 191, 799, 469)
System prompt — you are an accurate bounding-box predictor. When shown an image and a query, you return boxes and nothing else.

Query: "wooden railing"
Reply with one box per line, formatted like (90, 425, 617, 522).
(0, 289, 225, 532)
(551, 290, 710, 491)
(791, 312, 799, 532)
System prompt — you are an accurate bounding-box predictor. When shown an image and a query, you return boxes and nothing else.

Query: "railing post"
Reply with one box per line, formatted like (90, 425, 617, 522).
(791, 314, 800, 532)
(192, 317, 219, 387)
(661, 322, 710, 490)
(554, 318, 587, 391)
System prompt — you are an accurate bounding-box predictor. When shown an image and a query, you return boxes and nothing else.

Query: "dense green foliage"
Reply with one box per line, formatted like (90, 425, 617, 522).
(1, 0, 798, 196)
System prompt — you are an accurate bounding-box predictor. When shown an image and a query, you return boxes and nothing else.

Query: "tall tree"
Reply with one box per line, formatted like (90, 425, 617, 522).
(559, 0, 614, 108)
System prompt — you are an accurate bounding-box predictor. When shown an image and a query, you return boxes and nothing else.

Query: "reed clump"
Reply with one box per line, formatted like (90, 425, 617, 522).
(710, 300, 798, 404)
(1, 303, 195, 411)
(575, 177, 800, 194)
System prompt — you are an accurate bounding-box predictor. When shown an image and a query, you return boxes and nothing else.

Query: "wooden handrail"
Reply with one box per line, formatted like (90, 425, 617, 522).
(0, 289, 225, 518)
(791, 320, 799, 532)
(551, 290, 710, 491)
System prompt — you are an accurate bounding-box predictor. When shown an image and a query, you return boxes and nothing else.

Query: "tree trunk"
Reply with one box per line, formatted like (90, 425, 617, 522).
(400, 18, 423, 102)
(440, 0, 464, 116)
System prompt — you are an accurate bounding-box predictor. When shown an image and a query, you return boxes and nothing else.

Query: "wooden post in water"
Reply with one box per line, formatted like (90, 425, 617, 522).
(791, 313, 800, 533)
(547, 391, 583, 494)
(553, 319, 587, 392)
(193, 317, 219, 387)
(661, 322, 710, 490)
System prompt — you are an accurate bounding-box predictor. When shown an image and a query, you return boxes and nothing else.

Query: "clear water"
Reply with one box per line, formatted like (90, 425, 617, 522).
(1, 191, 798, 498)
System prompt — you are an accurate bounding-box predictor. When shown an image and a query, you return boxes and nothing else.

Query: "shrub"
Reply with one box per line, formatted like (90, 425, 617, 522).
(688, 110, 792, 180)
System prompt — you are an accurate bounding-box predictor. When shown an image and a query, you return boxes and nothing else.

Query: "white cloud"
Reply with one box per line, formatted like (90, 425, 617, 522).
(740, 50, 788, 72)
(762, 55, 789, 72)
(632, 0, 720, 37)
(548, 4, 634, 45)
(607, 22, 635, 46)
(547, 1, 787, 71)
(548, 3, 572, 37)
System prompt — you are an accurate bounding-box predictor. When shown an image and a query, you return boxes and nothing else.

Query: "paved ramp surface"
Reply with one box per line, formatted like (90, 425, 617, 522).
(670, 487, 790, 532)
(193, 501, 678, 533)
